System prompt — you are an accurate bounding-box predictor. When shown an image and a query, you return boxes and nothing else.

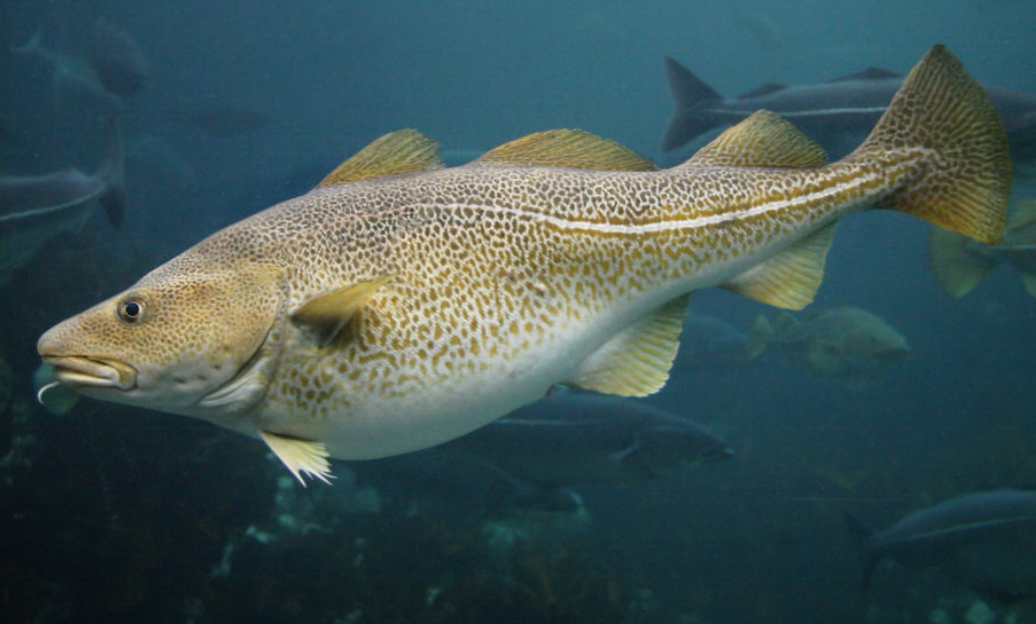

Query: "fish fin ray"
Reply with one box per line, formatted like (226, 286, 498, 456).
(856, 45, 1011, 244)
(567, 294, 689, 396)
(928, 227, 1001, 298)
(682, 110, 828, 168)
(317, 130, 443, 188)
(721, 223, 837, 309)
(476, 129, 657, 171)
(260, 430, 334, 486)
(290, 275, 394, 348)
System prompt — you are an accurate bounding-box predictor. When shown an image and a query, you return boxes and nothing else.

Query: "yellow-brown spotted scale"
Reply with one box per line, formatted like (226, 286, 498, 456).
(38, 46, 1010, 484)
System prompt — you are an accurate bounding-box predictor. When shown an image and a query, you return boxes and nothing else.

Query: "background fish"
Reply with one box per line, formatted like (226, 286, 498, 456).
(167, 104, 273, 138)
(749, 306, 910, 382)
(0, 120, 125, 287)
(37, 46, 1010, 484)
(662, 56, 1036, 162)
(87, 18, 149, 97)
(845, 490, 1036, 603)
(12, 31, 124, 112)
(446, 394, 733, 488)
(929, 199, 1036, 298)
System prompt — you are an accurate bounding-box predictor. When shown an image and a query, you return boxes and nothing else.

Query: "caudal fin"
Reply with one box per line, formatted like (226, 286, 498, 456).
(662, 57, 727, 152)
(850, 45, 1011, 245)
(928, 227, 1001, 297)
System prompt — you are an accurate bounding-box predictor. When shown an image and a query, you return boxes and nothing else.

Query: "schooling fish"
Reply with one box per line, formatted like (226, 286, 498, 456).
(37, 46, 1010, 484)
(929, 199, 1036, 298)
(662, 55, 1036, 161)
(845, 490, 1036, 603)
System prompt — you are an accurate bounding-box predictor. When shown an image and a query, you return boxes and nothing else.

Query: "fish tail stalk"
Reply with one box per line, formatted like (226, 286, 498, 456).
(848, 44, 1011, 244)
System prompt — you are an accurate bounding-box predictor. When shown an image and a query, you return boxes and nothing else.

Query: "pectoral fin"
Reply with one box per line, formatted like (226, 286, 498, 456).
(260, 430, 334, 486)
(291, 275, 394, 348)
(722, 223, 837, 309)
(567, 294, 689, 396)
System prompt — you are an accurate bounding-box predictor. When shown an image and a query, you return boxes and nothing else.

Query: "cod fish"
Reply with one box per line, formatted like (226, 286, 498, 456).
(846, 490, 1036, 603)
(662, 55, 1036, 161)
(929, 199, 1036, 298)
(38, 46, 1010, 484)
(0, 121, 124, 287)
(748, 306, 910, 382)
(447, 394, 733, 487)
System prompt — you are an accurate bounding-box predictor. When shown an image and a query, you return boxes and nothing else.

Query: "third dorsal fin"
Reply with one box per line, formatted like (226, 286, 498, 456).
(683, 110, 827, 169)
(476, 129, 657, 171)
(317, 129, 443, 188)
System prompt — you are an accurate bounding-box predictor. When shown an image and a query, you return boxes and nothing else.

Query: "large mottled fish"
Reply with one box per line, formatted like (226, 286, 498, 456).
(662, 55, 1036, 162)
(845, 490, 1036, 602)
(748, 306, 910, 382)
(0, 121, 124, 287)
(929, 199, 1036, 298)
(37, 46, 1010, 484)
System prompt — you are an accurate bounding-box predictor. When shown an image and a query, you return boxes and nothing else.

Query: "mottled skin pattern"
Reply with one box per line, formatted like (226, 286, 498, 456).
(38, 46, 1011, 466)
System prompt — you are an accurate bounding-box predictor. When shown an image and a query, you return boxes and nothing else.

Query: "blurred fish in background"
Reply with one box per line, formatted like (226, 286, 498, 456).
(86, 18, 150, 98)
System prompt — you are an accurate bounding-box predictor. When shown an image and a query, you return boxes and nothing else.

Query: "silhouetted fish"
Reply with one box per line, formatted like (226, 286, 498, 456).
(0, 121, 124, 286)
(12, 31, 123, 112)
(447, 394, 733, 487)
(169, 105, 273, 138)
(846, 490, 1036, 603)
(87, 18, 149, 97)
(663, 57, 1036, 161)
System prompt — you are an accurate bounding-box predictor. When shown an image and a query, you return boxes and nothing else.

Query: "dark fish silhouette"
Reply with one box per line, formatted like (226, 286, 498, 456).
(663, 57, 1036, 161)
(169, 105, 273, 138)
(846, 490, 1036, 603)
(0, 120, 124, 286)
(12, 31, 123, 112)
(446, 394, 733, 487)
(87, 18, 149, 97)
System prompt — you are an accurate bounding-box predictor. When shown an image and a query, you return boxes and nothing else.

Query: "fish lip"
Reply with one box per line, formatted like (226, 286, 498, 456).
(43, 355, 137, 391)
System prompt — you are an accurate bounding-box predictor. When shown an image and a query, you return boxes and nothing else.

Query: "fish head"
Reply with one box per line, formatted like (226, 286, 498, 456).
(37, 254, 288, 414)
(634, 425, 734, 476)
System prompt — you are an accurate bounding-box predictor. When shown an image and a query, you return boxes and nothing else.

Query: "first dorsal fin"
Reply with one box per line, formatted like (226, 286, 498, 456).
(684, 110, 828, 169)
(567, 294, 689, 397)
(476, 129, 657, 171)
(317, 129, 443, 188)
(291, 275, 394, 348)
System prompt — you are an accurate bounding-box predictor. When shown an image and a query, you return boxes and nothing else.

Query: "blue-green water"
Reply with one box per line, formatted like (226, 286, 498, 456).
(2, 1, 1036, 623)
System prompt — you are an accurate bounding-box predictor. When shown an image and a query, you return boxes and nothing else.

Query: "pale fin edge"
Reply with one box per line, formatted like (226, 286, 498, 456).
(721, 223, 837, 309)
(567, 294, 690, 397)
(260, 430, 335, 486)
(928, 227, 1001, 298)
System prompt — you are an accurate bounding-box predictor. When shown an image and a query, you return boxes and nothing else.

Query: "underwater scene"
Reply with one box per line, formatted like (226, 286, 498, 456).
(2, 1, 1036, 623)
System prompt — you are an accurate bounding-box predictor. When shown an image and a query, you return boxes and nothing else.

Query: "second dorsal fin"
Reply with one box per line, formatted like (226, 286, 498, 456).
(317, 129, 443, 188)
(683, 110, 828, 169)
(476, 129, 657, 171)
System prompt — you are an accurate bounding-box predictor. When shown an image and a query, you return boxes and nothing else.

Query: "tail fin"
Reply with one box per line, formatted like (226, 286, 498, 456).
(928, 227, 1001, 297)
(843, 512, 880, 594)
(96, 117, 126, 228)
(663, 57, 726, 152)
(850, 45, 1011, 245)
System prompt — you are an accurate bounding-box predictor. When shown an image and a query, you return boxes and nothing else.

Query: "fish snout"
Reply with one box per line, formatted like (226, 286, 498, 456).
(41, 355, 137, 391)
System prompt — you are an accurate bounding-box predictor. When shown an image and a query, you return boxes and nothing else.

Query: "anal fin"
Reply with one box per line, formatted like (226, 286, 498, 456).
(567, 294, 689, 397)
(721, 223, 837, 309)
(260, 430, 334, 486)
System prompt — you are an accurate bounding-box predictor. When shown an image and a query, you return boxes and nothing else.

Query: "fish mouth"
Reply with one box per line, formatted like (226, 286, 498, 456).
(43, 356, 137, 391)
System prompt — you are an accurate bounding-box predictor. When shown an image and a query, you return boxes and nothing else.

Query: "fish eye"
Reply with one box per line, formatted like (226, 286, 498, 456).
(117, 298, 146, 324)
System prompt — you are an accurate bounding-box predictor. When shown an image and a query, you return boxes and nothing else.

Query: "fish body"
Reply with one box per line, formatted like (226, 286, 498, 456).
(168, 105, 273, 138)
(0, 121, 124, 287)
(663, 57, 1036, 161)
(846, 490, 1036, 602)
(675, 313, 752, 372)
(929, 199, 1036, 298)
(448, 394, 732, 487)
(38, 47, 1011, 483)
(12, 31, 123, 111)
(749, 306, 910, 381)
(87, 18, 149, 97)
